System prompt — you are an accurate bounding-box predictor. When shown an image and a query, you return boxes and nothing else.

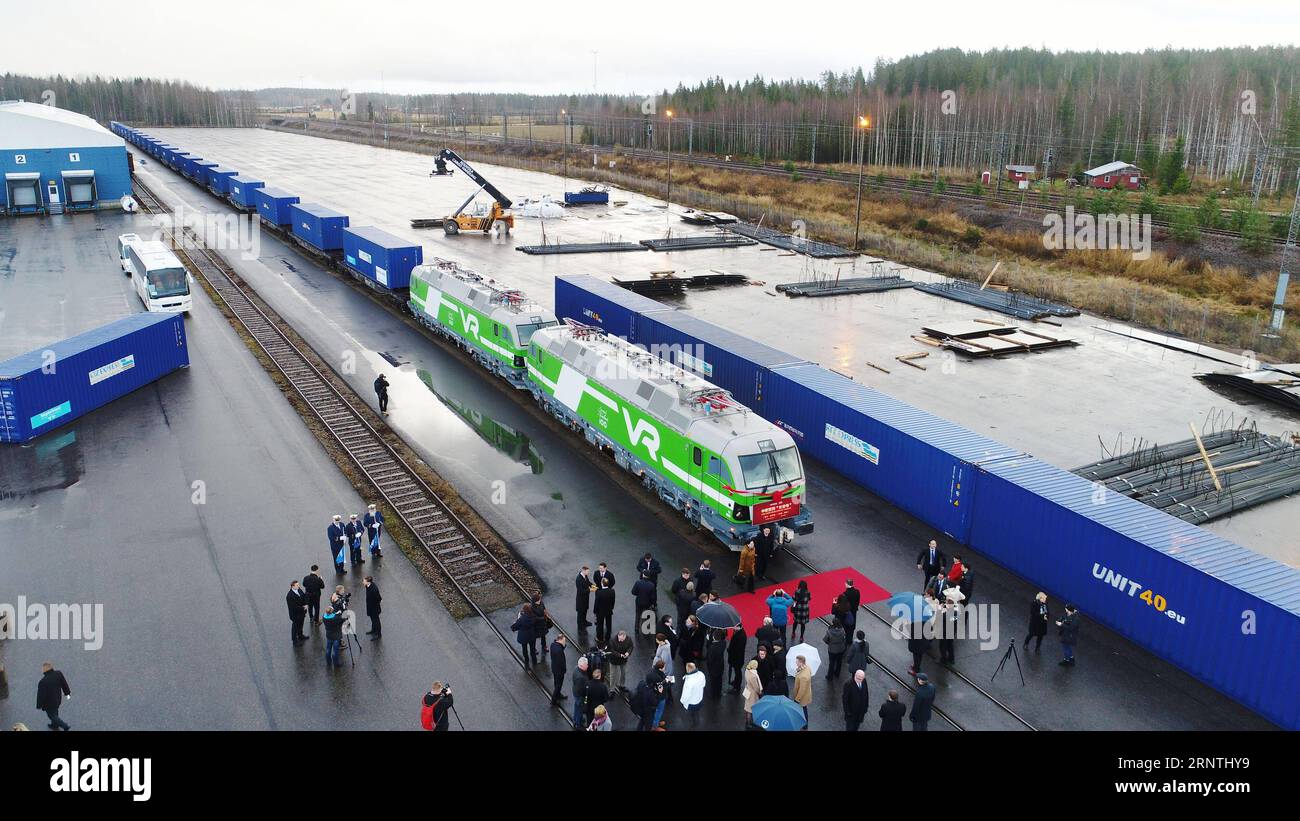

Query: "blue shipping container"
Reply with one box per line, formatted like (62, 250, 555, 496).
(192, 160, 218, 185)
(341, 226, 424, 290)
(764, 364, 1022, 541)
(207, 166, 237, 195)
(0, 313, 190, 444)
(289, 203, 350, 252)
(256, 187, 300, 227)
(634, 311, 809, 413)
(967, 455, 1300, 729)
(554, 274, 673, 341)
(228, 175, 265, 209)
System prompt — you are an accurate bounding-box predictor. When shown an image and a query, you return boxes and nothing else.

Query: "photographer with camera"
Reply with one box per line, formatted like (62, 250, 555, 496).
(420, 681, 455, 731)
(331, 584, 351, 613)
(322, 605, 345, 668)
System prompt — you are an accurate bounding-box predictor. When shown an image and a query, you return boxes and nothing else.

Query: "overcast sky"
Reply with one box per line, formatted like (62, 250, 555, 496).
(10, 0, 1297, 95)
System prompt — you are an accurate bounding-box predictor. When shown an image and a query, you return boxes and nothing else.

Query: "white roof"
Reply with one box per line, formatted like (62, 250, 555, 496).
(1084, 160, 1139, 177)
(0, 100, 124, 151)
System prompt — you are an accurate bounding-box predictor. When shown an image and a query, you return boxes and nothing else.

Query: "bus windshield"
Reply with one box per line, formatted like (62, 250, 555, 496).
(515, 320, 558, 347)
(738, 446, 802, 489)
(147, 267, 189, 298)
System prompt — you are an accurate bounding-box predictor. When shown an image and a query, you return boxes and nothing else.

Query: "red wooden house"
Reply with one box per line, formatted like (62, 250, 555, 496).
(1083, 161, 1142, 190)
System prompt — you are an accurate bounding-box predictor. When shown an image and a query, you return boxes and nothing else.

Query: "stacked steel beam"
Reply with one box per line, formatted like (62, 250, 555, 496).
(913, 280, 1079, 320)
(1073, 427, 1300, 523)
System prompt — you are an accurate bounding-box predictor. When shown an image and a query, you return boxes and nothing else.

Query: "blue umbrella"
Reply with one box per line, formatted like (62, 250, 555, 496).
(887, 592, 934, 624)
(752, 695, 807, 731)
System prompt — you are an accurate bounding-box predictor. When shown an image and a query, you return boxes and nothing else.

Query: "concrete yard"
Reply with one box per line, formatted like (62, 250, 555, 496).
(152, 126, 1299, 567)
(0, 210, 564, 730)
(107, 128, 1284, 730)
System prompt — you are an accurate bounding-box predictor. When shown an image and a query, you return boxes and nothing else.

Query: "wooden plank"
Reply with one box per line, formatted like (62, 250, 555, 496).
(979, 261, 1002, 290)
(1189, 423, 1222, 492)
(896, 355, 928, 370)
(865, 361, 892, 374)
(911, 335, 943, 347)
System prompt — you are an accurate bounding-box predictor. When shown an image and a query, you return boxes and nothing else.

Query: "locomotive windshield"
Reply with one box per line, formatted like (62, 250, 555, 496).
(738, 446, 802, 489)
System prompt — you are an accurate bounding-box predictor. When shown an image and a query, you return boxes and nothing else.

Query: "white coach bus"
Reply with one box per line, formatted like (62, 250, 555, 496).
(118, 234, 193, 314)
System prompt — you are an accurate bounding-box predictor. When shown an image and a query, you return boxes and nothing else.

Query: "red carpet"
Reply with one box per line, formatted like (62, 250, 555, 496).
(721, 567, 891, 635)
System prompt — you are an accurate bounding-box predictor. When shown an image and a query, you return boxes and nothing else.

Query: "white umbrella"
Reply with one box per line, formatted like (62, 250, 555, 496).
(785, 642, 822, 676)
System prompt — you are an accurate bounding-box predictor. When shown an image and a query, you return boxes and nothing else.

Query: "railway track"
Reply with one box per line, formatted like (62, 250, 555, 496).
(130, 176, 581, 722)
(132, 164, 1034, 731)
(285, 119, 1290, 247)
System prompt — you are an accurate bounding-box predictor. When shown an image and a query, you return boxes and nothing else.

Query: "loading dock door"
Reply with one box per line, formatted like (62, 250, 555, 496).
(5, 172, 42, 211)
(61, 170, 97, 206)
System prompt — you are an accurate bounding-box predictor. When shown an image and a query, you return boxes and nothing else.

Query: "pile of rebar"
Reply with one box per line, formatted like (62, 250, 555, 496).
(723, 222, 857, 258)
(913, 280, 1079, 320)
(639, 235, 757, 251)
(776, 275, 915, 297)
(516, 242, 647, 255)
(1072, 426, 1300, 523)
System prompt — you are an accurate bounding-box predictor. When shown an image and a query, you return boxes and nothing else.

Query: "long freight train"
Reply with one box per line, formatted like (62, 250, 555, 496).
(408, 259, 814, 547)
(114, 124, 815, 546)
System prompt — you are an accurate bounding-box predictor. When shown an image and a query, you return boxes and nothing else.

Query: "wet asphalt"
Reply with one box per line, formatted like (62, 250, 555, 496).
(92, 134, 1280, 731)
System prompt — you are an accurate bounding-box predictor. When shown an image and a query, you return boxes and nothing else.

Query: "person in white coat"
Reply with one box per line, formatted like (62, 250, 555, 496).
(679, 661, 706, 729)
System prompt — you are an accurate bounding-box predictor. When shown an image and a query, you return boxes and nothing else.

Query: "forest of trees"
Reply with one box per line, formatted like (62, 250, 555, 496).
(0, 73, 256, 126)
(571, 47, 1300, 192)
(8, 47, 1299, 191)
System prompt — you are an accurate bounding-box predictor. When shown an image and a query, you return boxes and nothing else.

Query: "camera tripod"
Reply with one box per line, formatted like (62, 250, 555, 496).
(342, 612, 363, 668)
(990, 638, 1024, 686)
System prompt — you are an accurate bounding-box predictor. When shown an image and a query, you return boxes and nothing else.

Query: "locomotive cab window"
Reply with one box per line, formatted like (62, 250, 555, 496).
(706, 456, 724, 478)
(692, 447, 702, 467)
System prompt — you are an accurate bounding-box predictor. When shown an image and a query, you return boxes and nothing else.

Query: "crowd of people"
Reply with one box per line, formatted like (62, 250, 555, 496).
(483, 546, 949, 732)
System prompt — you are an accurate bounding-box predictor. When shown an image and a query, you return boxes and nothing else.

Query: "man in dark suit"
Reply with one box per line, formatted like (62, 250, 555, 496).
(878, 689, 906, 731)
(838, 578, 861, 638)
(363, 576, 382, 639)
(910, 673, 936, 731)
(302, 565, 326, 624)
(693, 560, 716, 597)
(754, 525, 777, 580)
(549, 634, 568, 705)
(670, 567, 692, 600)
(636, 553, 662, 591)
(328, 515, 348, 574)
(575, 565, 593, 628)
(631, 573, 657, 631)
(286, 580, 309, 643)
(592, 562, 615, 590)
(593, 578, 616, 643)
(958, 562, 975, 606)
(36, 662, 72, 731)
(916, 539, 946, 589)
(842, 669, 870, 731)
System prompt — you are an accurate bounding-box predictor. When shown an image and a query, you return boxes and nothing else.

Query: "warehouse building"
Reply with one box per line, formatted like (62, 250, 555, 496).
(1, 100, 132, 215)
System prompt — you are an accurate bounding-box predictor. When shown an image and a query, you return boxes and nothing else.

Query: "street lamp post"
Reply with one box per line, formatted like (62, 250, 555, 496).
(666, 110, 674, 207)
(561, 109, 568, 189)
(853, 115, 872, 250)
